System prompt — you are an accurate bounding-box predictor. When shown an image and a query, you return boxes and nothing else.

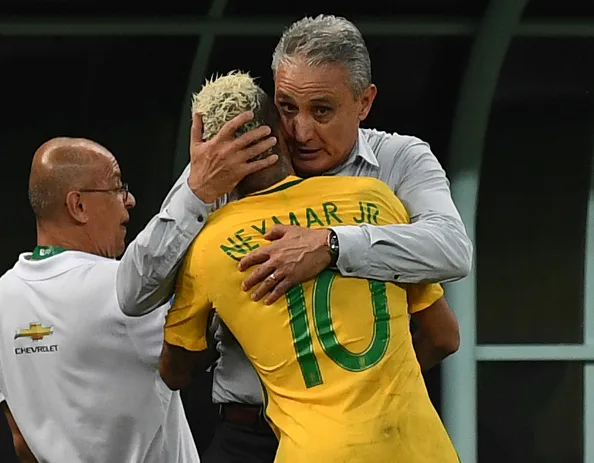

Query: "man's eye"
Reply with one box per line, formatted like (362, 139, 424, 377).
(315, 107, 331, 117)
(279, 103, 297, 112)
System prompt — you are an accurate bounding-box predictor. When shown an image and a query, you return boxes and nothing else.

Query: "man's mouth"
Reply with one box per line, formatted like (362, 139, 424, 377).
(294, 147, 321, 158)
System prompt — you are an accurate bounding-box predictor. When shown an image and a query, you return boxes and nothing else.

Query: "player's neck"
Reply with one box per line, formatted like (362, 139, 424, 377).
(236, 161, 293, 198)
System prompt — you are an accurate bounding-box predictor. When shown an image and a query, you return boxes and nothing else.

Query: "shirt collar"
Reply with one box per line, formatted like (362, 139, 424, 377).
(247, 175, 302, 196)
(14, 251, 112, 281)
(326, 129, 379, 174)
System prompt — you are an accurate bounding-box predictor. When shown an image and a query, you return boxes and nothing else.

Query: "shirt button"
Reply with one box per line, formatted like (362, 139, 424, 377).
(394, 275, 400, 281)
(197, 215, 204, 222)
(345, 267, 353, 273)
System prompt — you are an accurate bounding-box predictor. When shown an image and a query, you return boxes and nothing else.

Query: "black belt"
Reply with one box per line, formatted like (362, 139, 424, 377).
(219, 403, 267, 427)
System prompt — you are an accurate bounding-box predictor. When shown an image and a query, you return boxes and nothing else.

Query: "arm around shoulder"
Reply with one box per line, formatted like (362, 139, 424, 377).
(396, 138, 461, 215)
(117, 180, 211, 317)
(397, 139, 473, 278)
(332, 137, 473, 284)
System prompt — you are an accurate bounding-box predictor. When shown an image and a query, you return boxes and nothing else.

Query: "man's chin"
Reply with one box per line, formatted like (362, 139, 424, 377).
(293, 158, 331, 177)
(114, 240, 126, 259)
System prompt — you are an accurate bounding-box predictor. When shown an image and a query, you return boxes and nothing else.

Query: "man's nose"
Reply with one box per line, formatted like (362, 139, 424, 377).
(292, 114, 315, 144)
(126, 191, 136, 209)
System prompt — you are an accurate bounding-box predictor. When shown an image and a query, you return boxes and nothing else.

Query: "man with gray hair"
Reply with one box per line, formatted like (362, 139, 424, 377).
(162, 14, 471, 463)
(162, 71, 459, 463)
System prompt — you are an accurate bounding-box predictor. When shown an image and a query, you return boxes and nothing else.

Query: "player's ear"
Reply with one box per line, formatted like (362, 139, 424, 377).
(65, 191, 89, 224)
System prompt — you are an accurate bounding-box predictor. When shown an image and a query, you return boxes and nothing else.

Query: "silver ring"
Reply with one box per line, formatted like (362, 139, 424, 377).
(269, 273, 277, 281)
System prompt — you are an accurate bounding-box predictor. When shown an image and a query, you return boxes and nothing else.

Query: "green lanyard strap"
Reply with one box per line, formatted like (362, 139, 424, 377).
(31, 246, 67, 260)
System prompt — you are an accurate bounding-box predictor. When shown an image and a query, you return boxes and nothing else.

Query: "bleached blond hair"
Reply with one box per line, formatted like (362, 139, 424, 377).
(191, 70, 264, 141)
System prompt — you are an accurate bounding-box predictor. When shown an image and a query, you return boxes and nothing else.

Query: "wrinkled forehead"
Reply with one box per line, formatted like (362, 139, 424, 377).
(274, 60, 355, 101)
(87, 146, 122, 185)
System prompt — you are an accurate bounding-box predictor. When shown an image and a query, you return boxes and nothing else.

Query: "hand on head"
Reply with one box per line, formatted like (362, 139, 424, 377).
(185, 71, 294, 203)
(187, 112, 278, 203)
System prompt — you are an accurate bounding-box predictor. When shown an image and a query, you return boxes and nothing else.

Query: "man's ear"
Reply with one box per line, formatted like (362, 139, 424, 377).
(358, 84, 377, 122)
(65, 191, 89, 224)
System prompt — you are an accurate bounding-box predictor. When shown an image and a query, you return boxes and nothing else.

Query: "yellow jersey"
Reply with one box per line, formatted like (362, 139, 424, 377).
(165, 175, 459, 463)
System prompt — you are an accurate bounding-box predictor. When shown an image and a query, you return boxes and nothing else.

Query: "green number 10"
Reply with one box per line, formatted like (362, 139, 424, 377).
(285, 269, 391, 388)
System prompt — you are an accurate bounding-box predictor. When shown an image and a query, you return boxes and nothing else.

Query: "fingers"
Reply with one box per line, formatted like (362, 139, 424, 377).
(232, 125, 274, 152)
(243, 155, 279, 176)
(238, 136, 278, 162)
(264, 279, 294, 305)
(190, 113, 203, 144)
(240, 259, 275, 291)
(250, 271, 284, 303)
(238, 249, 270, 274)
(264, 224, 289, 241)
(216, 111, 255, 140)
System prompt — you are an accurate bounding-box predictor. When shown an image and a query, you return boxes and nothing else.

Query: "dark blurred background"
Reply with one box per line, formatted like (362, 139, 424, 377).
(0, 1, 593, 462)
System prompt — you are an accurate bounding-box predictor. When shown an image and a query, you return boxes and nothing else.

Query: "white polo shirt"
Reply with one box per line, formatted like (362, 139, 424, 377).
(0, 250, 199, 463)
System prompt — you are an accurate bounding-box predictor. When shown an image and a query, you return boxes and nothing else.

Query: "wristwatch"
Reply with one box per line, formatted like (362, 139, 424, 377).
(327, 230, 340, 268)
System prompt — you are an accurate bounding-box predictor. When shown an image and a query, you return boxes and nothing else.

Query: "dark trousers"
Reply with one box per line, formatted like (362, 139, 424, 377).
(201, 404, 278, 463)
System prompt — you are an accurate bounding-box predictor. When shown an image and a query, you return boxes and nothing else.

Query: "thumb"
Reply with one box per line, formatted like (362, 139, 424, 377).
(190, 113, 203, 146)
(264, 224, 289, 241)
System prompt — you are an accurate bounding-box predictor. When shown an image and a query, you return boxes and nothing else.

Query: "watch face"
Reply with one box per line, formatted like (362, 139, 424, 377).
(330, 233, 339, 251)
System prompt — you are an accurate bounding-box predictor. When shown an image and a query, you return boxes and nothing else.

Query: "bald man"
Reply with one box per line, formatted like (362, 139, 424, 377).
(0, 125, 277, 462)
(28, 138, 136, 259)
(0, 137, 199, 462)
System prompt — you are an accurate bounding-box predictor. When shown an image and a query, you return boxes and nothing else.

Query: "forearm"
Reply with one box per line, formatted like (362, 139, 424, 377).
(412, 330, 447, 371)
(410, 297, 460, 371)
(15, 445, 38, 463)
(117, 181, 211, 316)
(2, 402, 37, 463)
(332, 214, 472, 284)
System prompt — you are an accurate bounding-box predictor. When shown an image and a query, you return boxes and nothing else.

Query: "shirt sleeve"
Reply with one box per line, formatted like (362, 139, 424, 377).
(116, 175, 212, 317)
(333, 138, 473, 284)
(0, 388, 5, 403)
(405, 283, 444, 314)
(163, 243, 212, 352)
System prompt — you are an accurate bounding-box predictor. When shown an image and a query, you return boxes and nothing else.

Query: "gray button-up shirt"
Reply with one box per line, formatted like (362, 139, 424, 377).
(162, 128, 473, 404)
(117, 180, 211, 316)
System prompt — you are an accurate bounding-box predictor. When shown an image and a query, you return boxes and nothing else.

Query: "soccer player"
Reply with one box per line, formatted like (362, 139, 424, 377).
(160, 72, 460, 462)
(164, 16, 471, 462)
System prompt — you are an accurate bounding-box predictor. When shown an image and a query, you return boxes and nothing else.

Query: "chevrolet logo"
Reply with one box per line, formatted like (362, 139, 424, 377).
(14, 322, 53, 341)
